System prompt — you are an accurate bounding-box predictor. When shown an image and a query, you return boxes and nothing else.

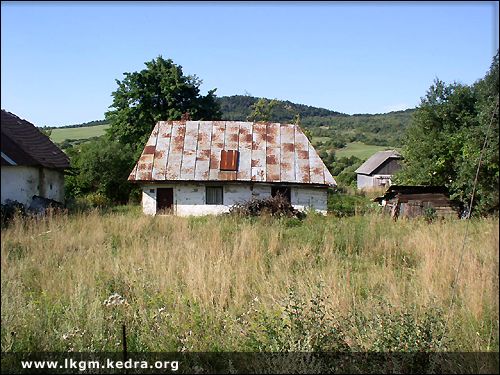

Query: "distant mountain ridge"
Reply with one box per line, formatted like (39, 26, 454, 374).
(46, 95, 415, 148)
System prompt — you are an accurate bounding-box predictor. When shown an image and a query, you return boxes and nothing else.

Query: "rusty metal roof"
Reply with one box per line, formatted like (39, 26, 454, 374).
(129, 121, 336, 186)
(1, 110, 70, 169)
(355, 150, 401, 175)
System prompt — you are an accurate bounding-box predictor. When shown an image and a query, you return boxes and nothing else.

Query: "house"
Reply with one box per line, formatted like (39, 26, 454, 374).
(1, 110, 70, 206)
(128, 120, 336, 216)
(373, 185, 460, 219)
(355, 150, 402, 189)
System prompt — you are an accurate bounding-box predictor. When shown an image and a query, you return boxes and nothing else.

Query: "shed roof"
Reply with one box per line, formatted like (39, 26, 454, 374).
(355, 150, 401, 175)
(129, 120, 336, 186)
(373, 185, 450, 203)
(1, 110, 70, 169)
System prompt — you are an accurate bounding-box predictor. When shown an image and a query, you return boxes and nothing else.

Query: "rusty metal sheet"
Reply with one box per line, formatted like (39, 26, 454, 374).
(294, 125, 310, 183)
(152, 121, 172, 180)
(165, 122, 185, 180)
(218, 170, 237, 180)
(209, 121, 226, 180)
(280, 124, 295, 182)
(251, 123, 267, 182)
(237, 122, 252, 181)
(180, 121, 199, 180)
(266, 123, 281, 182)
(224, 121, 240, 150)
(308, 142, 326, 184)
(324, 168, 336, 186)
(128, 163, 138, 181)
(130, 120, 336, 187)
(136, 154, 154, 181)
(135, 123, 159, 180)
(194, 121, 213, 180)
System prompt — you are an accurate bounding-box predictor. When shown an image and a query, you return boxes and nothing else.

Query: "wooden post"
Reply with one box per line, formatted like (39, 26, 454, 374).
(122, 323, 127, 362)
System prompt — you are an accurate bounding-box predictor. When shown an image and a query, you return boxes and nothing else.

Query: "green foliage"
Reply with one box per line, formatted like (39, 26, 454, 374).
(39, 126, 52, 137)
(106, 56, 222, 155)
(247, 98, 278, 122)
(395, 52, 499, 216)
(327, 190, 375, 217)
(65, 138, 138, 204)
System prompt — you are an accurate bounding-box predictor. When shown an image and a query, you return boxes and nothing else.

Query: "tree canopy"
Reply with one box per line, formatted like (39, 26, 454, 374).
(395, 52, 499, 216)
(106, 56, 221, 155)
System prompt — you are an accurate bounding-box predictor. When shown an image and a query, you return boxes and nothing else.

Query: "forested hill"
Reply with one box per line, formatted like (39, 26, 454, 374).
(217, 95, 345, 122)
(218, 95, 416, 147)
(47, 95, 416, 147)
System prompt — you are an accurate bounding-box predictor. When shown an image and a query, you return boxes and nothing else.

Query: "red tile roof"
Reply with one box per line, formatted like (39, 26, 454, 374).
(1, 110, 70, 169)
(129, 120, 336, 186)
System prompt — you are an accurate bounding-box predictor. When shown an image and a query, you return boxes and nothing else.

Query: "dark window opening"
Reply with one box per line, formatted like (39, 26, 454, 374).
(220, 150, 239, 171)
(206, 186, 223, 205)
(271, 186, 291, 203)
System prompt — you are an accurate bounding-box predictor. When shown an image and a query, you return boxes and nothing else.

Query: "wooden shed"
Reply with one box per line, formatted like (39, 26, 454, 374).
(373, 185, 460, 219)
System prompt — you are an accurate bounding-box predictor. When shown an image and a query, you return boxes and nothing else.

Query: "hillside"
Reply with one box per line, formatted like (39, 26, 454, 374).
(48, 95, 415, 151)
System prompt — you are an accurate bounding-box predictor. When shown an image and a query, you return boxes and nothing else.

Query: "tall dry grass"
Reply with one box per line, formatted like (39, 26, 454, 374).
(1, 208, 498, 352)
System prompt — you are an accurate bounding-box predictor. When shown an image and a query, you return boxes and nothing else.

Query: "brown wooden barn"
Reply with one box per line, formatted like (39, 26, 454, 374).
(373, 185, 460, 219)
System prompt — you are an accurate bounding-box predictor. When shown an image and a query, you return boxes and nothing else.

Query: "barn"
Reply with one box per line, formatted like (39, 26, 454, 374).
(355, 150, 402, 189)
(1, 110, 70, 206)
(128, 120, 336, 216)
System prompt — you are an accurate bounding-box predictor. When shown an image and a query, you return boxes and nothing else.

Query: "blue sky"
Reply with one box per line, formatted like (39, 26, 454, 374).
(1, 1, 498, 127)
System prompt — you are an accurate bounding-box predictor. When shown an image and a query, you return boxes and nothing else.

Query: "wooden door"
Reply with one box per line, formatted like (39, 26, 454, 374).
(157, 188, 173, 214)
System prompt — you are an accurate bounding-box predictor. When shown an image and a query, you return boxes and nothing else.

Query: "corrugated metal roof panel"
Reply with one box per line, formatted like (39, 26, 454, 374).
(130, 120, 336, 186)
(355, 150, 402, 175)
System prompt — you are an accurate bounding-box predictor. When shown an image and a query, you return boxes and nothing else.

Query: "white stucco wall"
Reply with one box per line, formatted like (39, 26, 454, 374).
(291, 187, 328, 214)
(39, 168, 65, 202)
(141, 183, 328, 216)
(357, 174, 394, 190)
(1, 166, 65, 205)
(357, 174, 374, 189)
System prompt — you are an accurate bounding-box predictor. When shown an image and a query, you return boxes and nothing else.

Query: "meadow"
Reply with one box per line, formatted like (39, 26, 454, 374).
(335, 142, 397, 160)
(1, 208, 498, 360)
(49, 124, 110, 143)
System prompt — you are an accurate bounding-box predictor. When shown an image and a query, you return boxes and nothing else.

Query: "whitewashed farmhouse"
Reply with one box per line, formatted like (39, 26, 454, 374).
(129, 120, 336, 216)
(355, 150, 402, 189)
(1, 110, 70, 206)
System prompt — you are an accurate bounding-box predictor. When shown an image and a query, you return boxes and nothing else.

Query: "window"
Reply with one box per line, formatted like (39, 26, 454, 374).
(206, 186, 223, 205)
(271, 186, 291, 203)
(220, 150, 239, 171)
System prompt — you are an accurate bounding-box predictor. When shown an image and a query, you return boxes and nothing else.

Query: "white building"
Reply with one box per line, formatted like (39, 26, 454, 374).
(129, 120, 336, 216)
(355, 150, 402, 190)
(1, 110, 70, 206)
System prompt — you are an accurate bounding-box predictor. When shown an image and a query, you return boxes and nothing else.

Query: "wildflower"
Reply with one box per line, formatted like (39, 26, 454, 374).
(103, 293, 129, 307)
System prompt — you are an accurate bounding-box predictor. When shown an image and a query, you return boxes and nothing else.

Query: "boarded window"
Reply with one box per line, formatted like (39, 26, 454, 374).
(206, 186, 223, 205)
(220, 150, 239, 171)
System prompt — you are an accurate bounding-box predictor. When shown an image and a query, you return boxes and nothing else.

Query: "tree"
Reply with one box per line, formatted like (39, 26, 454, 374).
(65, 138, 137, 204)
(247, 98, 278, 122)
(106, 56, 222, 155)
(395, 52, 499, 216)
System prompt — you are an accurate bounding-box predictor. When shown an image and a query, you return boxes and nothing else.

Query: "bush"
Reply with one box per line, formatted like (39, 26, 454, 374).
(327, 191, 375, 217)
(229, 195, 306, 219)
(1, 200, 26, 228)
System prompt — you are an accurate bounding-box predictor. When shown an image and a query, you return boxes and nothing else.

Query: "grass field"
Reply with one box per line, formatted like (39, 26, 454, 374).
(50, 124, 109, 143)
(335, 142, 397, 160)
(1, 209, 498, 358)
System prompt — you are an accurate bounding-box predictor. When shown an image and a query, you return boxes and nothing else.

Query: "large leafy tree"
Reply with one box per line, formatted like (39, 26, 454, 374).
(65, 139, 137, 204)
(395, 52, 499, 216)
(106, 56, 222, 155)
